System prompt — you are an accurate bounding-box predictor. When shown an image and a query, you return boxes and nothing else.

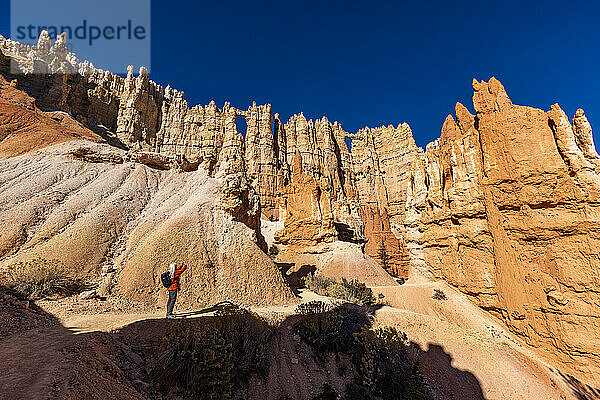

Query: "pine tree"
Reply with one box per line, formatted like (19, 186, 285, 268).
(377, 239, 391, 271)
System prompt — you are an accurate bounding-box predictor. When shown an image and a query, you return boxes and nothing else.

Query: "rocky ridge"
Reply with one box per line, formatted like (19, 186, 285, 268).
(1, 32, 600, 384)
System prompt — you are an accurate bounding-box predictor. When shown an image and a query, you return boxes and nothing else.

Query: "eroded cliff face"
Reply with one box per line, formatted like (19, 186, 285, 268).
(409, 78, 600, 383)
(2, 33, 599, 383)
(273, 151, 337, 248)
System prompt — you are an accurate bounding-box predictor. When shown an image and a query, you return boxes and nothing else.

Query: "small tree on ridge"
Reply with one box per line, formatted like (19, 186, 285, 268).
(378, 239, 391, 272)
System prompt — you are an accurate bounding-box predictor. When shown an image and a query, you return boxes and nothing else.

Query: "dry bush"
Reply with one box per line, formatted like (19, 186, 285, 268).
(294, 304, 430, 399)
(153, 305, 272, 399)
(295, 300, 332, 315)
(0, 258, 81, 300)
(325, 282, 348, 299)
(304, 274, 335, 296)
(332, 279, 375, 306)
(305, 274, 375, 306)
(349, 326, 430, 400)
(432, 288, 448, 301)
(294, 304, 372, 355)
(268, 245, 279, 258)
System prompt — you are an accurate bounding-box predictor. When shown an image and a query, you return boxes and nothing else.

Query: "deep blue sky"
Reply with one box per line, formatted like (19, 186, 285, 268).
(2, 0, 600, 148)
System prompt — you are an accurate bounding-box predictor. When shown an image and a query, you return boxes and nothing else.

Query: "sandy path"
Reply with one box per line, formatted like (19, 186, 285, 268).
(58, 290, 329, 334)
(53, 283, 584, 400)
(61, 312, 165, 334)
(56, 283, 582, 399)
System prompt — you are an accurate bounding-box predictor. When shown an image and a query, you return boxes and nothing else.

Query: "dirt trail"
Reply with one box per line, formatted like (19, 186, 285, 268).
(55, 290, 335, 335)
(61, 311, 165, 334)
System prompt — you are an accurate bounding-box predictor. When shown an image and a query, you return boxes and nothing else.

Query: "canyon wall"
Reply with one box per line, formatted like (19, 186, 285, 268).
(411, 79, 600, 381)
(2, 33, 600, 383)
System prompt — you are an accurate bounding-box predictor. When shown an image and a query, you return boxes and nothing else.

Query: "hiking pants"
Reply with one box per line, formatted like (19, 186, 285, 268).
(166, 289, 178, 316)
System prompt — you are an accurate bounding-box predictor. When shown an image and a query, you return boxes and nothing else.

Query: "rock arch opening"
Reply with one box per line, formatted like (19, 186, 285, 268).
(345, 137, 352, 152)
(236, 116, 247, 138)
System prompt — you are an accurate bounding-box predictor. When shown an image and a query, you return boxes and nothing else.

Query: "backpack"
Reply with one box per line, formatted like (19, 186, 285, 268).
(160, 271, 172, 288)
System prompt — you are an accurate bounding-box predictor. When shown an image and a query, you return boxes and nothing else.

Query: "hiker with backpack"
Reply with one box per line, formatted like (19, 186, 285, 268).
(161, 262, 187, 318)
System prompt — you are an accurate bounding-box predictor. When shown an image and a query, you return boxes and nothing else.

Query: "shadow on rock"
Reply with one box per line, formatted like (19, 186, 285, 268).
(409, 342, 486, 400)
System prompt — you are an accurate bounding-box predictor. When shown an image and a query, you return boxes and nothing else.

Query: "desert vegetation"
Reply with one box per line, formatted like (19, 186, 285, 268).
(294, 301, 430, 400)
(304, 274, 375, 306)
(0, 258, 82, 300)
(153, 305, 272, 399)
(432, 289, 448, 301)
(148, 302, 430, 399)
(376, 240, 404, 279)
(377, 240, 392, 272)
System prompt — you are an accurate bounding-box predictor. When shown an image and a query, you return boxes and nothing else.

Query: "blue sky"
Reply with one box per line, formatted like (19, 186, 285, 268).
(1, 0, 600, 148)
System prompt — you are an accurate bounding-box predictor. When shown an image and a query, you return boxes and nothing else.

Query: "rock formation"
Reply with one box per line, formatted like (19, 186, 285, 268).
(0, 139, 295, 308)
(1, 32, 600, 384)
(0, 65, 294, 308)
(404, 78, 600, 384)
(0, 74, 102, 158)
(274, 151, 337, 247)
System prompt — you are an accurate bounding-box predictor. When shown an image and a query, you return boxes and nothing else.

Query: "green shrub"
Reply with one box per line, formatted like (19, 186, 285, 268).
(377, 239, 392, 271)
(294, 303, 430, 400)
(432, 288, 448, 301)
(268, 245, 279, 257)
(325, 282, 347, 299)
(153, 306, 272, 399)
(158, 324, 233, 399)
(337, 278, 375, 306)
(295, 300, 331, 315)
(0, 258, 81, 300)
(153, 301, 429, 400)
